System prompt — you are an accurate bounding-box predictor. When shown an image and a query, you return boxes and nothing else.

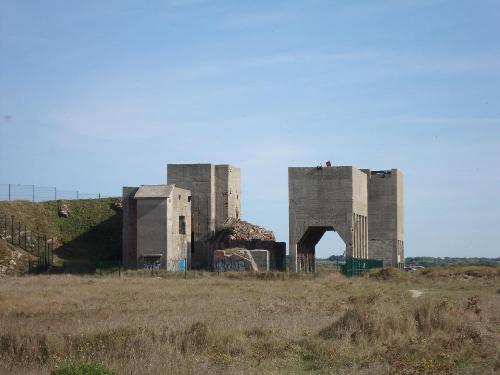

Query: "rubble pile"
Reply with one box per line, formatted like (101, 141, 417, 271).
(0, 241, 31, 275)
(225, 219, 275, 241)
(58, 204, 70, 218)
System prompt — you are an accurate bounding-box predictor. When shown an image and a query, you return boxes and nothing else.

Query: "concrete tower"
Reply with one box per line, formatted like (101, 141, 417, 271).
(167, 163, 241, 269)
(366, 169, 404, 267)
(288, 166, 369, 272)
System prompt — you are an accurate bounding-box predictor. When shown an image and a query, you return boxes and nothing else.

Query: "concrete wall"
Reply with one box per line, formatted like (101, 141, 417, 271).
(167, 163, 241, 270)
(122, 185, 192, 270)
(136, 198, 168, 266)
(166, 186, 192, 270)
(249, 250, 269, 271)
(288, 166, 368, 272)
(213, 238, 286, 271)
(215, 165, 241, 230)
(122, 187, 139, 269)
(167, 164, 215, 269)
(367, 169, 404, 267)
(227, 166, 241, 221)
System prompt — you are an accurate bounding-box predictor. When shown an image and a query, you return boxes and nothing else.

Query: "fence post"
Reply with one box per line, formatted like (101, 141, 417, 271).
(54, 187, 57, 200)
(44, 237, 46, 269)
(32, 185, 35, 202)
(77, 191, 79, 200)
(8, 184, 11, 201)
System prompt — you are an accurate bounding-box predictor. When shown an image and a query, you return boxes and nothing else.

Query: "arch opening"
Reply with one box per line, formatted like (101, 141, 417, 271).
(297, 226, 346, 272)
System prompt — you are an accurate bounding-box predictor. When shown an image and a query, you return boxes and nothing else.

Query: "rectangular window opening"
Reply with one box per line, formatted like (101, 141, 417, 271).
(179, 216, 186, 234)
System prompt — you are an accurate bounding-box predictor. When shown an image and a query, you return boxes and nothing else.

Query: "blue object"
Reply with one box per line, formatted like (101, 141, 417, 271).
(178, 258, 186, 271)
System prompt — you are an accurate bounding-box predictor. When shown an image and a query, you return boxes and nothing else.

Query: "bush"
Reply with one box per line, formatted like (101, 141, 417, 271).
(52, 361, 115, 375)
(368, 267, 403, 280)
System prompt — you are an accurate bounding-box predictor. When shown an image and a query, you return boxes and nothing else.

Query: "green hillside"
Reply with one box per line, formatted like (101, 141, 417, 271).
(0, 198, 122, 265)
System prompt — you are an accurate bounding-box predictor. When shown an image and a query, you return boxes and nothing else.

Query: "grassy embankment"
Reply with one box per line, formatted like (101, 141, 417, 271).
(0, 198, 121, 266)
(0, 267, 498, 374)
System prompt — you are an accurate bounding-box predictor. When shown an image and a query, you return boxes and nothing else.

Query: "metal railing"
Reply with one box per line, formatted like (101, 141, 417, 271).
(0, 184, 103, 202)
(341, 257, 384, 277)
(0, 212, 54, 271)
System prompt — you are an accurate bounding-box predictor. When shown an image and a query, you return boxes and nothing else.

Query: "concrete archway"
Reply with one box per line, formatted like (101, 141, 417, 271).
(296, 226, 346, 272)
(289, 166, 369, 272)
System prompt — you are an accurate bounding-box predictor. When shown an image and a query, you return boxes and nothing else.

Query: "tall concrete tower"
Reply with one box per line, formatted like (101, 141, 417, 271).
(167, 163, 241, 269)
(288, 166, 369, 272)
(366, 169, 404, 267)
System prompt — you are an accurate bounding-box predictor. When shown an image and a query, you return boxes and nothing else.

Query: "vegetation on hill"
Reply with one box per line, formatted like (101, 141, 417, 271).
(0, 198, 121, 264)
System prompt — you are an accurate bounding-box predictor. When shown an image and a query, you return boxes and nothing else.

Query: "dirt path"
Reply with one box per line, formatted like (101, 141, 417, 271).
(408, 289, 425, 298)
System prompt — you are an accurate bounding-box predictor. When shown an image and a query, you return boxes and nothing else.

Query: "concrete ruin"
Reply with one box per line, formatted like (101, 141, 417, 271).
(122, 184, 191, 270)
(211, 218, 286, 271)
(122, 162, 401, 273)
(123, 163, 285, 271)
(214, 249, 270, 272)
(167, 164, 241, 269)
(289, 165, 403, 272)
(366, 169, 404, 267)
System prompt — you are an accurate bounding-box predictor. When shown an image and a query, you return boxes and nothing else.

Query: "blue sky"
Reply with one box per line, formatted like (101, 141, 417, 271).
(1, 0, 499, 258)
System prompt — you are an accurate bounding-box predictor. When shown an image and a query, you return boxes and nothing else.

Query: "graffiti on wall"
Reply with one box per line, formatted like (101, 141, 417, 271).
(213, 250, 250, 272)
(166, 258, 187, 272)
(215, 259, 246, 272)
(143, 260, 160, 271)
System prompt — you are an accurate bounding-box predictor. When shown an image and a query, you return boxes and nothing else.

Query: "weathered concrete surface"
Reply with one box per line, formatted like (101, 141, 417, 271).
(136, 196, 167, 265)
(167, 163, 241, 269)
(249, 249, 270, 271)
(122, 184, 191, 270)
(289, 166, 368, 272)
(214, 249, 256, 272)
(366, 169, 404, 267)
(166, 186, 191, 270)
(213, 249, 269, 272)
(167, 164, 215, 269)
(215, 165, 241, 230)
(122, 186, 139, 269)
(211, 218, 285, 271)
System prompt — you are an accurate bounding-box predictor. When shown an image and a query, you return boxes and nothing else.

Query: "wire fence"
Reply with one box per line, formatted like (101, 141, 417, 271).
(0, 184, 103, 202)
(340, 257, 384, 277)
(0, 212, 54, 272)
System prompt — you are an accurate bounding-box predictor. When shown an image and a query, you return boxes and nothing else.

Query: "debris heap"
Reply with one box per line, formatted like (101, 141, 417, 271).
(224, 219, 275, 241)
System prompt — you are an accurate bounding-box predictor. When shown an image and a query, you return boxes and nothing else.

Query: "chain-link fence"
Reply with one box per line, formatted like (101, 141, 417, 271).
(0, 184, 102, 202)
(340, 257, 384, 277)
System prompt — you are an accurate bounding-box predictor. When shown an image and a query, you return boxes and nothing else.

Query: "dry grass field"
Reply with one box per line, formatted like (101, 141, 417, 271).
(0, 267, 498, 374)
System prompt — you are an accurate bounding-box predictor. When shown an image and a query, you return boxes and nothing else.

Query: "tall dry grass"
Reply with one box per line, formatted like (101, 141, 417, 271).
(0, 268, 498, 374)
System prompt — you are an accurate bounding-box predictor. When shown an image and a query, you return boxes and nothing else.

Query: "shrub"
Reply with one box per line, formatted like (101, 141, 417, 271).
(52, 361, 115, 375)
(368, 267, 403, 280)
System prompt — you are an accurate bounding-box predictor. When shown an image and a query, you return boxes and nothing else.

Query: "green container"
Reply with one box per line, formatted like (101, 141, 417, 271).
(341, 257, 384, 277)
